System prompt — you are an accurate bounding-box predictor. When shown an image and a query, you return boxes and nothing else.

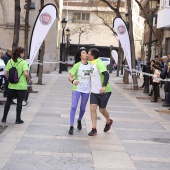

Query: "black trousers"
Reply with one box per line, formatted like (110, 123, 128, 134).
(2, 89, 26, 121)
(153, 82, 159, 101)
(4, 76, 8, 95)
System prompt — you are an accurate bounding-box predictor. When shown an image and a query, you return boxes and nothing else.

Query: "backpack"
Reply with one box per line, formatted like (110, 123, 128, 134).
(8, 60, 23, 84)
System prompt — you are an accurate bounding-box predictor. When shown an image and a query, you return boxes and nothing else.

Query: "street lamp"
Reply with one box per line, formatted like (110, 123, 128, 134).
(65, 27, 70, 71)
(143, 0, 158, 93)
(59, 18, 67, 74)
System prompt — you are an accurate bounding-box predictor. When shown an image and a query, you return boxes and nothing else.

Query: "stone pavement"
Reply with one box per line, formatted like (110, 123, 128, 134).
(0, 71, 170, 170)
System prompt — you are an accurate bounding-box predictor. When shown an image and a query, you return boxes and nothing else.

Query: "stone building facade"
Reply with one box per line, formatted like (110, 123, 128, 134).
(0, 0, 62, 73)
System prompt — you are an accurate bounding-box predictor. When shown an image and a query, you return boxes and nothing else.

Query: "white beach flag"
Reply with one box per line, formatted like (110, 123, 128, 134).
(111, 50, 118, 65)
(113, 17, 132, 72)
(28, 4, 57, 67)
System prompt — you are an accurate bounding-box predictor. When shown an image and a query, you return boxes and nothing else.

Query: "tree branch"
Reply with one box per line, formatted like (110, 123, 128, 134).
(135, 0, 157, 39)
(92, 0, 118, 39)
(117, 0, 121, 10)
(100, 0, 121, 18)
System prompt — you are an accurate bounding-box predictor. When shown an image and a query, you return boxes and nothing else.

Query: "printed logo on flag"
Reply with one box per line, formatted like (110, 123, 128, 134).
(39, 12, 52, 25)
(117, 25, 126, 35)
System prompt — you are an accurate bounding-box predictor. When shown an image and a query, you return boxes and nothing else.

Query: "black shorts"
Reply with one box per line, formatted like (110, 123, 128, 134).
(90, 92, 111, 108)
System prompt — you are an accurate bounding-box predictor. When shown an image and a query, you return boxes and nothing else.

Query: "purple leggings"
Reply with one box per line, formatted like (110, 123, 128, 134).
(70, 91, 89, 126)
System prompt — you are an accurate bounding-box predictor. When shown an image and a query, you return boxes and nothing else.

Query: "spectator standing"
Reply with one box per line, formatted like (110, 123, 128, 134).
(151, 64, 160, 102)
(136, 57, 142, 78)
(160, 57, 170, 107)
(0, 50, 5, 89)
(2, 48, 12, 97)
(1, 47, 32, 124)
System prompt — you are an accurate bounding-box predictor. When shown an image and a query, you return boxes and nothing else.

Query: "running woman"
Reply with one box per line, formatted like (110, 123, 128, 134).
(68, 47, 91, 135)
(87, 48, 113, 136)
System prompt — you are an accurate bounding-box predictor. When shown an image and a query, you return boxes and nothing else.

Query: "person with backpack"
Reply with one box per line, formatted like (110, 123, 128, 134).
(1, 47, 32, 124)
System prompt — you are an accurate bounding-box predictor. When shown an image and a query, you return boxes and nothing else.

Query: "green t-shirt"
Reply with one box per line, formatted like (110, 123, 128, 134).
(90, 58, 111, 94)
(69, 62, 91, 93)
(5, 58, 29, 90)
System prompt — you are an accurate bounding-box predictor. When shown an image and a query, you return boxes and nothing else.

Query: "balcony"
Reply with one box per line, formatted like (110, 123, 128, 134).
(157, 0, 170, 28)
(157, 7, 170, 28)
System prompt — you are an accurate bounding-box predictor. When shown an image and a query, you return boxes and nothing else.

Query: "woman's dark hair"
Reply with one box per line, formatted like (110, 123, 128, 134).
(150, 59, 155, 64)
(13, 47, 25, 62)
(75, 47, 87, 64)
(89, 48, 100, 59)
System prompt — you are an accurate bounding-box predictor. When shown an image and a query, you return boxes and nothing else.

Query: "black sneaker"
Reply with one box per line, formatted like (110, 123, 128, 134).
(15, 120, 24, 124)
(1, 119, 6, 123)
(68, 126, 74, 135)
(77, 120, 82, 130)
(88, 128, 97, 136)
(104, 119, 113, 132)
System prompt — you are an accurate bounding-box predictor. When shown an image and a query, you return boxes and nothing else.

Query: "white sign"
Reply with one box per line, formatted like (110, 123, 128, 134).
(29, 4, 57, 67)
(111, 50, 118, 65)
(113, 18, 132, 72)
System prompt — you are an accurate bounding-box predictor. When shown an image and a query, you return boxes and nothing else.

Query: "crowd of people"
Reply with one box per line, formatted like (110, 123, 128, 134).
(140, 52, 170, 107)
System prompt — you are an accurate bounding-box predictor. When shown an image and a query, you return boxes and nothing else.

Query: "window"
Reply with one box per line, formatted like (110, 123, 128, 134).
(73, 13, 90, 23)
(160, 0, 170, 8)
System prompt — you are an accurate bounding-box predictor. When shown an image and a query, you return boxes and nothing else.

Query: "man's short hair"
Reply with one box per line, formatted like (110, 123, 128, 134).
(89, 48, 100, 59)
(155, 55, 158, 58)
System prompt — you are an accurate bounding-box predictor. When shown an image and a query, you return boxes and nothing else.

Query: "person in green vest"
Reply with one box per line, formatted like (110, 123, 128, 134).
(88, 48, 113, 136)
(68, 47, 91, 135)
(1, 47, 32, 124)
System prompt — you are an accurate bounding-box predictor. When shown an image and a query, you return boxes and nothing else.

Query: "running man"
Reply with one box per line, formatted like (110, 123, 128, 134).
(88, 48, 113, 136)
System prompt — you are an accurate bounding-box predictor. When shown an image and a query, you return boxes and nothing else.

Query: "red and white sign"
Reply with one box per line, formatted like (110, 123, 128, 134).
(29, 4, 57, 67)
(113, 18, 132, 72)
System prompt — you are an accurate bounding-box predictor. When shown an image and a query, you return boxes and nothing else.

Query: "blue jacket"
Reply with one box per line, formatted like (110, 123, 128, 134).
(2, 52, 11, 65)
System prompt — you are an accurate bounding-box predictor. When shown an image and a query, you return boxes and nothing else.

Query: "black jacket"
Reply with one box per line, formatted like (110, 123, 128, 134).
(160, 66, 170, 92)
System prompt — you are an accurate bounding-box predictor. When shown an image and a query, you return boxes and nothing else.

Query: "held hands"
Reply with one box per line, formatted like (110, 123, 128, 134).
(73, 80, 79, 85)
(100, 86, 106, 93)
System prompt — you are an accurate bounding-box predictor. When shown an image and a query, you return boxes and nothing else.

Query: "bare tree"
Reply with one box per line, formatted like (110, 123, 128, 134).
(100, 0, 139, 89)
(24, 0, 31, 59)
(127, 0, 138, 89)
(77, 27, 85, 49)
(12, 0, 21, 49)
(92, 0, 122, 75)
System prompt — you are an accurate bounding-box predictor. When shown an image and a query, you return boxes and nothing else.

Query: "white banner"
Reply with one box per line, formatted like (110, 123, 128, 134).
(113, 18, 132, 72)
(28, 4, 57, 67)
(111, 50, 118, 65)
